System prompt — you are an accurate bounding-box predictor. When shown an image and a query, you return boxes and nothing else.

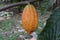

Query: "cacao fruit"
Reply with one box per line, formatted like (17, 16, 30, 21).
(22, 4, 38, 34)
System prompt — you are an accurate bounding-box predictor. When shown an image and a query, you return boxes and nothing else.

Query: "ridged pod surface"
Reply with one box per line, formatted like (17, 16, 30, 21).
(22, 4, 38, 34)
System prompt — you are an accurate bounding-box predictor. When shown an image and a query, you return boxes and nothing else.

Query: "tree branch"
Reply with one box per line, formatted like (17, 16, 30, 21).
(49, 0, 60, 11)
(0, 0, 36, 11)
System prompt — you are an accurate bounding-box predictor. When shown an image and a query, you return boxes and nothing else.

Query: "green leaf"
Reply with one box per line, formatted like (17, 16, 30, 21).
(37, 6, 60, 40)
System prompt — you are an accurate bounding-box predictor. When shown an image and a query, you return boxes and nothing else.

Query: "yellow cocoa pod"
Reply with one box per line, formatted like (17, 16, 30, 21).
(22, 4, 38, 34)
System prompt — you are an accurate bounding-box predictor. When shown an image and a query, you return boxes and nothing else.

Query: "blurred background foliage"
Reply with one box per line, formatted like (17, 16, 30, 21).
(38, 6, 60, 40)
(0, 0, 58, 40)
